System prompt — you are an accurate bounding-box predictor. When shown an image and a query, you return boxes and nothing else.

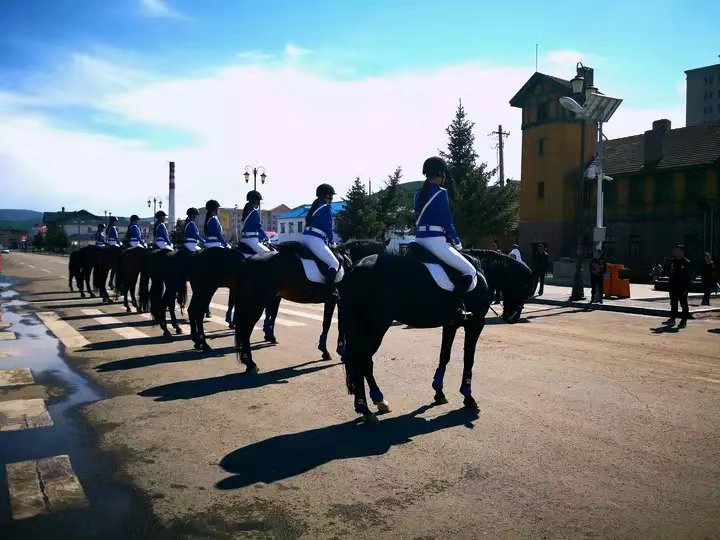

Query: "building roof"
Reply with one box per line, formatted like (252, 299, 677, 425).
(509, 72, 572, 108)
(604, 121, 720, 176)
(685, 63, 720, 74)
(278, 201, 346, 220)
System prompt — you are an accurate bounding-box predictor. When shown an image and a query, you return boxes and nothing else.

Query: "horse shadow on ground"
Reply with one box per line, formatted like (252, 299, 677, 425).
(216, 404, 479, 490)
(96, 342, 275, 372)
(650, 325, 681, 334)
(138, 359, 338, 402)
(708, 328, 720, 334)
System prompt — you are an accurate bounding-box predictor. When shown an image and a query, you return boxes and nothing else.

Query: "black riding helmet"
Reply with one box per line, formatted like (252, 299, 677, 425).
(130, 214, 140, 222)
(109, 216, 118, 224)
(155, 210, 167, 219)
(97, 223, 106, 229)
(205, 199, 220, 212)
(316, 183, 336, 199)
(246, 190, 262, 202)
(422, 156, 449, 178)
(186, 207, 199, 217)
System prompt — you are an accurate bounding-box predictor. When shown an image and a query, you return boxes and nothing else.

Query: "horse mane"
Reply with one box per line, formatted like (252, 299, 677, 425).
(462, 249, 533, 291)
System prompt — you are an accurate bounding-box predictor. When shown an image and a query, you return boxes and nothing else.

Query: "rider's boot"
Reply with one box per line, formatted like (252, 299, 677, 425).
(324, 268, 339, 300)
(452, 274, 474, 324)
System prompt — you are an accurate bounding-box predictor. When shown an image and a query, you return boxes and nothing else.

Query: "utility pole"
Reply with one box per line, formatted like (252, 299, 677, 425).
(490, 125, 510, 186)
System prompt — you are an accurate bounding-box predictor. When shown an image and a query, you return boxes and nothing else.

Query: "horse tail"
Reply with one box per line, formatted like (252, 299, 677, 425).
(68, 252, 77, 289)
(139, 260, 150, 313)
(177, 281, 187, 316)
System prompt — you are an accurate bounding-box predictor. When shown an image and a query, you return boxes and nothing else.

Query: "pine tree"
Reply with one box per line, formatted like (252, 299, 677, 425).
(377, 166, 415, 238)
(334, 177, 383, 240)
(440, 100, 519, 246)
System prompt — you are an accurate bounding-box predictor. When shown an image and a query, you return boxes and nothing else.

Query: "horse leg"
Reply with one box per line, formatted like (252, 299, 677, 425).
(263, 297, 281, 343)
(168, 285, 183, 335)
(159, 288, 173, 338)
(318, 300, 335, 360)
(432, 323, 460, 405)
(365, 359, 391, 414)
(130, 274, 140, 311)
(336, 300, 346, 358)
(225, 289, 235, 330)
(237, 306, 265, 373)
(188, 295, 202, 348)
(459, 317, 483, 411)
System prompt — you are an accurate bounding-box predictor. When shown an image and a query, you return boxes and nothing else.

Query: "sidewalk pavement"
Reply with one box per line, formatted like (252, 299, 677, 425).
(527, 283, 720, 319)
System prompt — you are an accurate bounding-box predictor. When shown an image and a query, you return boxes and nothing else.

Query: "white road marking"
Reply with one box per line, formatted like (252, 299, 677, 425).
(6, 455, 87, 520)
(0, 399, 53, 431)
(37, 312, 89, 349)
(27, 264, 36, 269)
(80, 309, 149, 339)
(0, 368, 34, 387)
(691, 376, 720, 384)
(208, 303, 304, 327)
(41, 269, 51, 273)
(278, 307, 337, 324)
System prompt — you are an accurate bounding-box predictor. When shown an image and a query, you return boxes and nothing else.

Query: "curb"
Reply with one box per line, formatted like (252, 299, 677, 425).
(527, 297, 720, 319)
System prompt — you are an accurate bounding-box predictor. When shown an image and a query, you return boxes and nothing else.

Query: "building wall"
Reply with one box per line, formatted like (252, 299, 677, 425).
(277, 217, 310, 243)
(686, 64, 720, 126)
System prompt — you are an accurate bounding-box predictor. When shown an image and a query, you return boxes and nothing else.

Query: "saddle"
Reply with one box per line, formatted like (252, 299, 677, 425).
(281, 242, 344, 285)
(235, 243, 258, 258)
(407, 242, 473, 293)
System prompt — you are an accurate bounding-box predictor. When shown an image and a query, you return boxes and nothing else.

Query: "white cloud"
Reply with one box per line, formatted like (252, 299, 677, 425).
(138, 0, 185, 20)
(0, 48, 686, 219)
(283, 44, 311, 61)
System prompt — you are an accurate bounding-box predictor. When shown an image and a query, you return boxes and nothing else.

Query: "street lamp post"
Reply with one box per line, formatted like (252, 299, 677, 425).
(147, 196, 163, 215)
(234, 203, 239, 244)
(559, 63, 622, 301)
(243, 166, 267, 192)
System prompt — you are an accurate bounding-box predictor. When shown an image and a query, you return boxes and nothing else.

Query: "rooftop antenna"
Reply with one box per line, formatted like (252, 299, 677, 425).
(535, 43, 539, 72)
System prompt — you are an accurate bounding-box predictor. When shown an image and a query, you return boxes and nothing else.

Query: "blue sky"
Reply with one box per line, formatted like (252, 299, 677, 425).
(0, 0, 716, 214)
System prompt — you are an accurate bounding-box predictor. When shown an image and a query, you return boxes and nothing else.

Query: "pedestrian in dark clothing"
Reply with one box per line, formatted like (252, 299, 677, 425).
(589, 250, 607, 303)
(490, 240, 502, 304)
(663, 245, 692, 327)
(532, 244, 549, 296)
(700, 252, 716, 306)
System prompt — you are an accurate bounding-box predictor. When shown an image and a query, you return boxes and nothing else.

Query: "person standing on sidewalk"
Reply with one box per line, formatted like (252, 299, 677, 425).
(663, 245, 692, 328)
(589, 249, 607, 303)
(700, 252, 716, 306)
(532, 243, 549, 296)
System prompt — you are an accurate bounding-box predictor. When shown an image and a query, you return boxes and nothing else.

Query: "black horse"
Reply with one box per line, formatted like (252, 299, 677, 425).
(92, 245, 123, 304)
(138, 248, 190, 336)
(115, 246, 150, 312)
(68, 248, 94, 297)
(341, 247, 534, 423)
(232, 240, 387, 373)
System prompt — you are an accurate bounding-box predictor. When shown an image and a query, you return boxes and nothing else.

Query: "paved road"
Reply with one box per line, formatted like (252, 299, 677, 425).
(1, 252, 719, 539)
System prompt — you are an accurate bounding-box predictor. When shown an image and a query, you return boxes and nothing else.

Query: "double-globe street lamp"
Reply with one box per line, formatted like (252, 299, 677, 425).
(244, 165, 268, 233)
(559, 63, 622, 301)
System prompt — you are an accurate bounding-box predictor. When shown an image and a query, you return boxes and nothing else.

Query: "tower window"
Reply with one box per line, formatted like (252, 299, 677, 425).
(538, 138, 545, 156)
(537, 182, 545, 199)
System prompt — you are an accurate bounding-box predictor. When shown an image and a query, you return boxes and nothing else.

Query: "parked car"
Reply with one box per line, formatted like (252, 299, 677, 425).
(0, 248, 9, 254)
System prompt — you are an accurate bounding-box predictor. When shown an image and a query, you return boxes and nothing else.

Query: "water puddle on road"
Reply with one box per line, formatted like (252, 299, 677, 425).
(0, 279, 160, 539)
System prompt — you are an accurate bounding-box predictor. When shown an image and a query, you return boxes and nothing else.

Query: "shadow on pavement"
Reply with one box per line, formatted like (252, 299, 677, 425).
(708, 328, 720, 334)
(651, 325, 680, 334)
(138, 359, 337, 401)
(216, 404, 479, 490)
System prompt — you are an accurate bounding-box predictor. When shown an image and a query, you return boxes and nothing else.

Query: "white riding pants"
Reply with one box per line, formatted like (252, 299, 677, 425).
(241, 238, 271, 253)
(301, 235, 340, 271)
(183, 242, 200, 252)
(414, 237, 476, 276)
(129, 241, 145, 249)
(203, 242, 227, 249)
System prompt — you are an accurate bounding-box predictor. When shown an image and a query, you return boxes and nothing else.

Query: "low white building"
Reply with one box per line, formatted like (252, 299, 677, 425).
(276, 202, 346, 243)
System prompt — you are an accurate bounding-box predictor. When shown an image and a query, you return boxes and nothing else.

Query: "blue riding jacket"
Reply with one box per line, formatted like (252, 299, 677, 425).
(154, 221, 172, 245)
(107, 225, 120, 244)
(95, 231, 107, 246)
(240, 203, 267, 241)
(184, 220, 203, 244)
(127, 224, 146, 246)
(302, 200, 334, 245)
(204, 215, 228, 247)
(413, 183, 460, 245)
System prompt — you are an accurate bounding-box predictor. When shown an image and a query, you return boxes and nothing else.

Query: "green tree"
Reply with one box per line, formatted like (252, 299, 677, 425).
(376, 166, 415, 238)
(33, 232, 45, 250)
(334, 177, 383, 241)
(440, 100, 519, 246)
(170, 219, 185, 246)
(44, 224, 69, 251)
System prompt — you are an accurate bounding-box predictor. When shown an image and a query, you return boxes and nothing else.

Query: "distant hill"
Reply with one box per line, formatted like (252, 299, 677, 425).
(0, 209, 43, 231)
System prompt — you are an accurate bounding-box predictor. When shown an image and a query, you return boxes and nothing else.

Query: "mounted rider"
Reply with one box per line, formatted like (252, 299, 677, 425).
(414, 156, 476, 319)
(106, 216, 121, 247)
(95, 224, 107, 247)
(153, 210, 174, 250)
(127, 215, 147, 249)
(183, 207, 203, 252)
(203, 200, 228, 248)
(240, 190, 271, 253)
(302, 183, 339, 297)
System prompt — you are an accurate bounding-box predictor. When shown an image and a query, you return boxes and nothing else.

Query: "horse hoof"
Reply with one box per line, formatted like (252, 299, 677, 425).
(363, 413, 379, 425)
(321, 350, 332, 361)
(126, 307, 132, 313)
(175, 327, 183, 335)
(162, 330, 172, 338)
(205, 313, 211, 319)
(374, 400, 392, 414)
(89, 293, 96, 298)
(201, 343, 212, 352)
(245, 365, 259, 374)
(463, 397, 480, 411)
(336, 344, 346, 356)
(80, 293, 86, 298)
(228, 323, 235, 330)
(434, 394, 449, 405)
(264, 334, 278, 344)
(193, 342, 203, 350)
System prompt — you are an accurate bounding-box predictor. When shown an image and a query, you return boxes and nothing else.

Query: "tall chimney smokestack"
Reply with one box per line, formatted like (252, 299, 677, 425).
(169, 161, 176, 229)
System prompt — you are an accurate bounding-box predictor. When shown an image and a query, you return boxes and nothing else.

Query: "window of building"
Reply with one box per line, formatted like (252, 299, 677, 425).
(629, 235, 641, 259)
(538, 138, 545, 156)
(298, 221, 304, 232)
(280, 222, 286, 234)
(289, 222, 294, 234)
(629, 175, 645, 206)
(686, 170, 707, 202)
(537, 181, 545, 199)
(537, 103, 548, 122)
(654, 172, 674, 204)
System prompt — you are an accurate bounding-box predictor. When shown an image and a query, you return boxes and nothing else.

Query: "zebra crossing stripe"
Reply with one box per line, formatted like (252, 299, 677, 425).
(80, 309, 148, 339)
(0, 398, 53, 431)
(278, 307, 337, 324)
(6, 455, 87, 520)
(208, 303, 305, 327)
(37, 311, 89, 349)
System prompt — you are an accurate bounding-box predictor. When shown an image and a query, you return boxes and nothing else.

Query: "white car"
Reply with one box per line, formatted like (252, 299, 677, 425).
(0, 248, 9, 254)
